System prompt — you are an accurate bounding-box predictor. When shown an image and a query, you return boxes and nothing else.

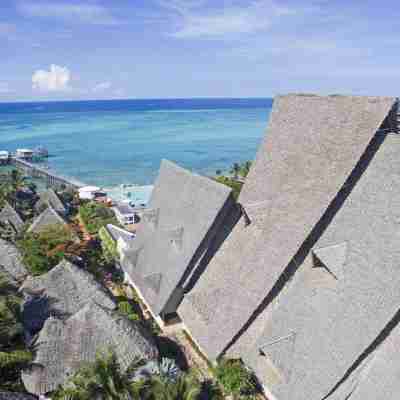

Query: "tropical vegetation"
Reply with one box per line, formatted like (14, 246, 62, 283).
(214, 358, 259, 399)
(52, 349, 206, 400)
(52, 349, 144, 400)
(17, 224, 76, 275)
(214, 176, 243, 201)
(117, 300, 140, 322)
(0, 169, 38, 219)
(214, 161, 252, 200)
(79, 201, 118, 235)
(229, 161, 252, 180)
(99, 226, 119, 262)
(0, 271, 33, 391)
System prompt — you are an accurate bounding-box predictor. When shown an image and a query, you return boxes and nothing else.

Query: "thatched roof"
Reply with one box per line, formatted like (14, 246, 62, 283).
(331, 322, 400, 400)
(0, 202, 24, 233)
(0, 392, 36, 400)
(224, 100, 400, 399)
(21, 260, 115, 332)
(179, 94, 397, 360)
(122, 159, 234, 317)
(22, 302, 158, 395)
(27, 206, 67, 234)
(0, 239, 27, 281)
(35, 189, 67, 216)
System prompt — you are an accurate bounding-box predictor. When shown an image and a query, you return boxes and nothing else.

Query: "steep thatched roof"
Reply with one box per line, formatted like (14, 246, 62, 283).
(224, 101, 400, 399)
(0, 239, 27, 281)
(21, 260, 115, 331)
(22, 302, 158, 395)
(35, 189, 67, 216)
(331, 322, 400, 400)
(122, 159, 234, 317)
(0, 202, 24, 233)
(0, 392, 36, 400)
(27, 206, 67, 234)
(179, 94, 397, 360)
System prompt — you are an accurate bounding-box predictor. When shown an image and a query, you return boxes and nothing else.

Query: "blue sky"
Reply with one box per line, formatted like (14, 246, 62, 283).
(0, 0, 399, 101)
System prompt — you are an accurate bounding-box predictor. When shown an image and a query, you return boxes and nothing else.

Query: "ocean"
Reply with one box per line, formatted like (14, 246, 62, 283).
(0, 98, 272, 187)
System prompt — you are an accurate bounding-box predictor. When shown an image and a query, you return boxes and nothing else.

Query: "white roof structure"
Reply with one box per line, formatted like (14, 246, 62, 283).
(79, 186, 101, 192)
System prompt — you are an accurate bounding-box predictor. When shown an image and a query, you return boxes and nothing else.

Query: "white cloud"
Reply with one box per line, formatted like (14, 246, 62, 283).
(160, 0, 297, 38)
(92, 81, 112, 93)
(17, 2, 121, 25)
(32, 64, 71, 92)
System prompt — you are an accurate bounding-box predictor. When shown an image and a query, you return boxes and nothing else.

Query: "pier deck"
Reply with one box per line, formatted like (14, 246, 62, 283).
(12, 158, 85, 189)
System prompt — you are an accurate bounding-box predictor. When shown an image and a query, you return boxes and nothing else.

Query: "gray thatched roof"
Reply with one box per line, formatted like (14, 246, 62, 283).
(0, 202, 24, 233)
(27, 206, 67, 234)
(22, 302, 158, 395)
(179, 94, 397, 360)
(22, 260, 115, 331)
(0, 392, 36, 400)
(35, 189, 67, 216)
(0, 239, 27, 281)
(228, 116, 400, 399)
(330, 322, 400, 400)
(122, 159, 233, 317)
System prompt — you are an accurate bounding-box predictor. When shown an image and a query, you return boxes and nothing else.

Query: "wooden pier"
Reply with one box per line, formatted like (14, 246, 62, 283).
(12, 158, 85, 190)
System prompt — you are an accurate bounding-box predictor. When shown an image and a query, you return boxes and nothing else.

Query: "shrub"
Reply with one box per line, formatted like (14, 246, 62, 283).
(99, 226, 119, 262)
(0, 271, 33, 391)
(17, 224, 75, 276)
(118, 300, 140, 322)
(79, 202, 118, 235)
(214, 358, 259, 399)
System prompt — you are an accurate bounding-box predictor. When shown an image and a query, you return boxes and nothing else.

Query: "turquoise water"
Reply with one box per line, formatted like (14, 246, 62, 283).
(0, 99, 272, 186)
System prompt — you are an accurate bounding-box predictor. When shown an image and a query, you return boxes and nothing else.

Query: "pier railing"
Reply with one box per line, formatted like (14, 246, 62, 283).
(12, 158, 85, 189)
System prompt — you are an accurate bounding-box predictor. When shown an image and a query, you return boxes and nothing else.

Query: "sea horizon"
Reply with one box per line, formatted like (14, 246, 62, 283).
(0, 98, 273, 187)
(0, 96, 274, 105)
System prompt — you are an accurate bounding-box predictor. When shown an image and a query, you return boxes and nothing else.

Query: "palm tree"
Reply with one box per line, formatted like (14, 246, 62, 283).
(230, 163, 241, 180)
(53, 349, 145, 400)
(0, 272, 24, 347)
(0, 169, 25, 208)
(9, 169, 24, 193)
(144, 373, 201, 400)
(198, 380, 223, 400)
(0, 271, 33, 391)
(240, 161, 252, 178)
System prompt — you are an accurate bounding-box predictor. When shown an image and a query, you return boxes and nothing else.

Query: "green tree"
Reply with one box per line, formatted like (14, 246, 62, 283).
(17, 224, 75, 275)
(214, 358, 259, 399)
(79, 202, 118, 236)
(52, 349, 145, 400)
(0, 271, 33, 391)
(230, 163, 241, 180)
(144, 373, 201, 400)
(239, 161, 252, 178)
(214, 176, 243, 201)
